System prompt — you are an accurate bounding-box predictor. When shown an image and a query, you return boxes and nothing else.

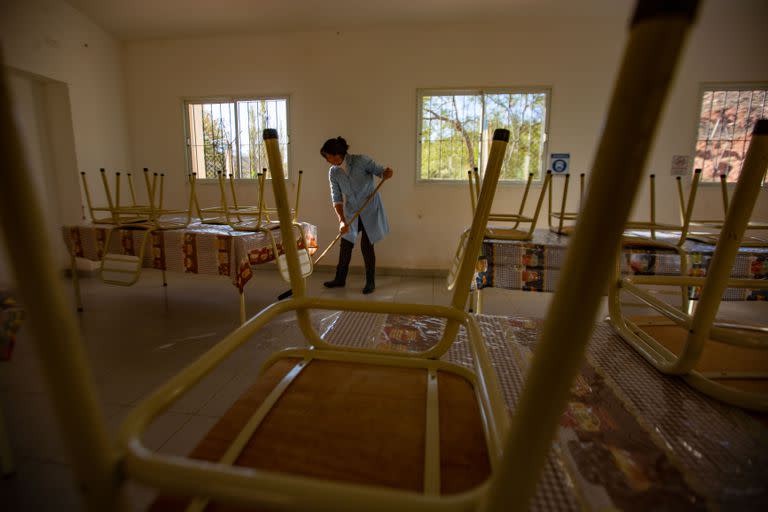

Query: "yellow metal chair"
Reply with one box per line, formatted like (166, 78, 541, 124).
(140, 127, 514, 511)
(0, 2, 700, 510)
(483, 170, 552, 241)
(682, 169, 768, 247)
(80, 168, 150, 225)
(623, 173, 687, 242)
(447, 169, 552, 293)
(226, 168, 313, 286)
(80, 168, 192, 286)
(608, 120, 768, 411)
(229, 168, 303, 231)
(547, 172, 585, 236)
(191, 167, 302, 229)
(189, 171, 242, 225)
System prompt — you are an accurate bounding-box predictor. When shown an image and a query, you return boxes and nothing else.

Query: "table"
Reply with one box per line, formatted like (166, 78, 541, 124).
(62, 221, 318, 321)
(316, 310, 767, 511)
(474, 229, 767, 301)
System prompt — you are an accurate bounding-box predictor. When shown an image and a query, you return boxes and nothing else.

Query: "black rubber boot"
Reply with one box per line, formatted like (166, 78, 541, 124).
(362, 269, 375, 294)
(323, 265, 348, 288)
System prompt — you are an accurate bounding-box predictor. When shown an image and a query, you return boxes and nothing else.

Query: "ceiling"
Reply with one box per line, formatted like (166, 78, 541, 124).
(64, 0, 636, 41)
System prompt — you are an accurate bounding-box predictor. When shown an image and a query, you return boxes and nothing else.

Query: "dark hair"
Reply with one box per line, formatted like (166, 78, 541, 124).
(320, 136, 349, 157)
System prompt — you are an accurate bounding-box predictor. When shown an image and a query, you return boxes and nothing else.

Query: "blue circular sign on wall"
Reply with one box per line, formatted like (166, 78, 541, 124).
(549, 152, 570, 174)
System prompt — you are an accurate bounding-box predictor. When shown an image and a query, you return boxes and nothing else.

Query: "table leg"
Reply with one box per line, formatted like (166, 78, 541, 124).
(239, 289, 246, 325)
(0, 401, 15, 477)
(476, 288, 484, 314)
(70, 253, 83, 312)
(162, 269, 167, 287)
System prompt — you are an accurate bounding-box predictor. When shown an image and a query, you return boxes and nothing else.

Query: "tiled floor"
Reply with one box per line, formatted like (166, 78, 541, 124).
(0, 267, 764, 510)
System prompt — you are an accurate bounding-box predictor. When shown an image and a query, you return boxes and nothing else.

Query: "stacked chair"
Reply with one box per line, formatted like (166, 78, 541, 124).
(0, 0, 702, 510)
(623, 173, 688, 243)
(447, 168, 551, 294)
(609, 120, 768, 411)
(190, 168, 302, 230)
(547, 172, 585, 235)
(469, 167, 552, 241)
(190, 171, 247, 226)
(189, 168, 313, 282)
(681, 169, 768, 247)
(80, 167, 191, 286)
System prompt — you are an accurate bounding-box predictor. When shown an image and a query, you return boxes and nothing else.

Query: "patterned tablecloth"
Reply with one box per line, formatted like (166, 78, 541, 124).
(62, 221, 318, 291)
(474, 229, 767, 300)
(316, 310, 768, 511)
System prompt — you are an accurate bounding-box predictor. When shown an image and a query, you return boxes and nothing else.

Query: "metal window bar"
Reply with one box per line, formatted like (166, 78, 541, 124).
(695, 87, 768, 183)
(419, 92, 546, 181)
(188, 99, 288, 181)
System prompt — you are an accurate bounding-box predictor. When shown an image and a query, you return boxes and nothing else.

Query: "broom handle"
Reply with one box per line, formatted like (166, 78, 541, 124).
(313, 176, 388, 264)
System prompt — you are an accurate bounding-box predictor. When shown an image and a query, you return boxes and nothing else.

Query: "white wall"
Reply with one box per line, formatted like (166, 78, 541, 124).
(121, 2, 767, 271)
(121, 22, 614, 271)
(0, 0, 131, 276)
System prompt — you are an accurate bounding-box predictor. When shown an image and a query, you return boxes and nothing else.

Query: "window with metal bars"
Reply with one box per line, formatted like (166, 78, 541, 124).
(184, 97, 289, 179)
(417, 88, 549, 182)
(694, 85, 768, 184)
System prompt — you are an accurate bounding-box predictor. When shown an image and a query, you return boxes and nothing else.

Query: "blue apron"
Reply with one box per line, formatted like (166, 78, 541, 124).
(328, 154, 390, 244)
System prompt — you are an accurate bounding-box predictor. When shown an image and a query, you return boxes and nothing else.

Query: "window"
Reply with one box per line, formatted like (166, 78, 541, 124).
(185, 97, 289, 179)
(694, 85, 767, 183)
(417, 88, 549, 181)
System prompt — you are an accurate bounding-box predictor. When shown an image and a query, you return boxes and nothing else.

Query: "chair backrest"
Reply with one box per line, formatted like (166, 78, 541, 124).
(609, 120, 768, 410)
(547, 172, 585, 234)
(683, 120, 768, 360)
(482, 2, 700, 508)
(263, 126, 512, 356)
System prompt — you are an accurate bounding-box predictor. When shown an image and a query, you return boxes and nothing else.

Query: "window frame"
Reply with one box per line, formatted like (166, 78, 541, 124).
(415, 86, 551, 184)
(690, 82, 768, 187)
(182, 94, 291, 181)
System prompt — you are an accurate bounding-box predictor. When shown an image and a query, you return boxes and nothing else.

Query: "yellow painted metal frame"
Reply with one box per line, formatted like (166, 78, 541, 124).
(468, 167, 550, 239)
(80, 168, 193, 286)
(608, 120, 768, 411)
(267, 221, 315, 282)
(682, 169, 768, 247)
(81, 168, 192, 229)
(623, 173, 686, 240)
(117, 127, 514, 512)
(190, 171, 242, 225)
(229, 169, 303, 231)
(0, 2, 700, 510)
(483, 170, 552, 241)
(192, 168, 303, 230)
(547, 172, 585, 235)
(449, 169, 551, 297)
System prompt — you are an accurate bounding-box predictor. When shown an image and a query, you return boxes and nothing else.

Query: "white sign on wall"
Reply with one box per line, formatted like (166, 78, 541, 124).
(670, 155, 690, 176)
(549, 153, 570, 173)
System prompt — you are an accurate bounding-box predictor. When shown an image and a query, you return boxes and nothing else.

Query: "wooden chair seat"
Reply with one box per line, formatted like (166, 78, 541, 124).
(633, 319, 768, 395)
(149, 358, 491, 511)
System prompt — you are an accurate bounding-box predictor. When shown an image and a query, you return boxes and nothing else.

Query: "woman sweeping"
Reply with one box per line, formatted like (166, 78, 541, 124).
(320, 136, 393, 294)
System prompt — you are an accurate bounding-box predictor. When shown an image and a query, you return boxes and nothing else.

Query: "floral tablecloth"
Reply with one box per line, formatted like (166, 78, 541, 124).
(473, 229, 767, 300)
(62, 221, 318, 291)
